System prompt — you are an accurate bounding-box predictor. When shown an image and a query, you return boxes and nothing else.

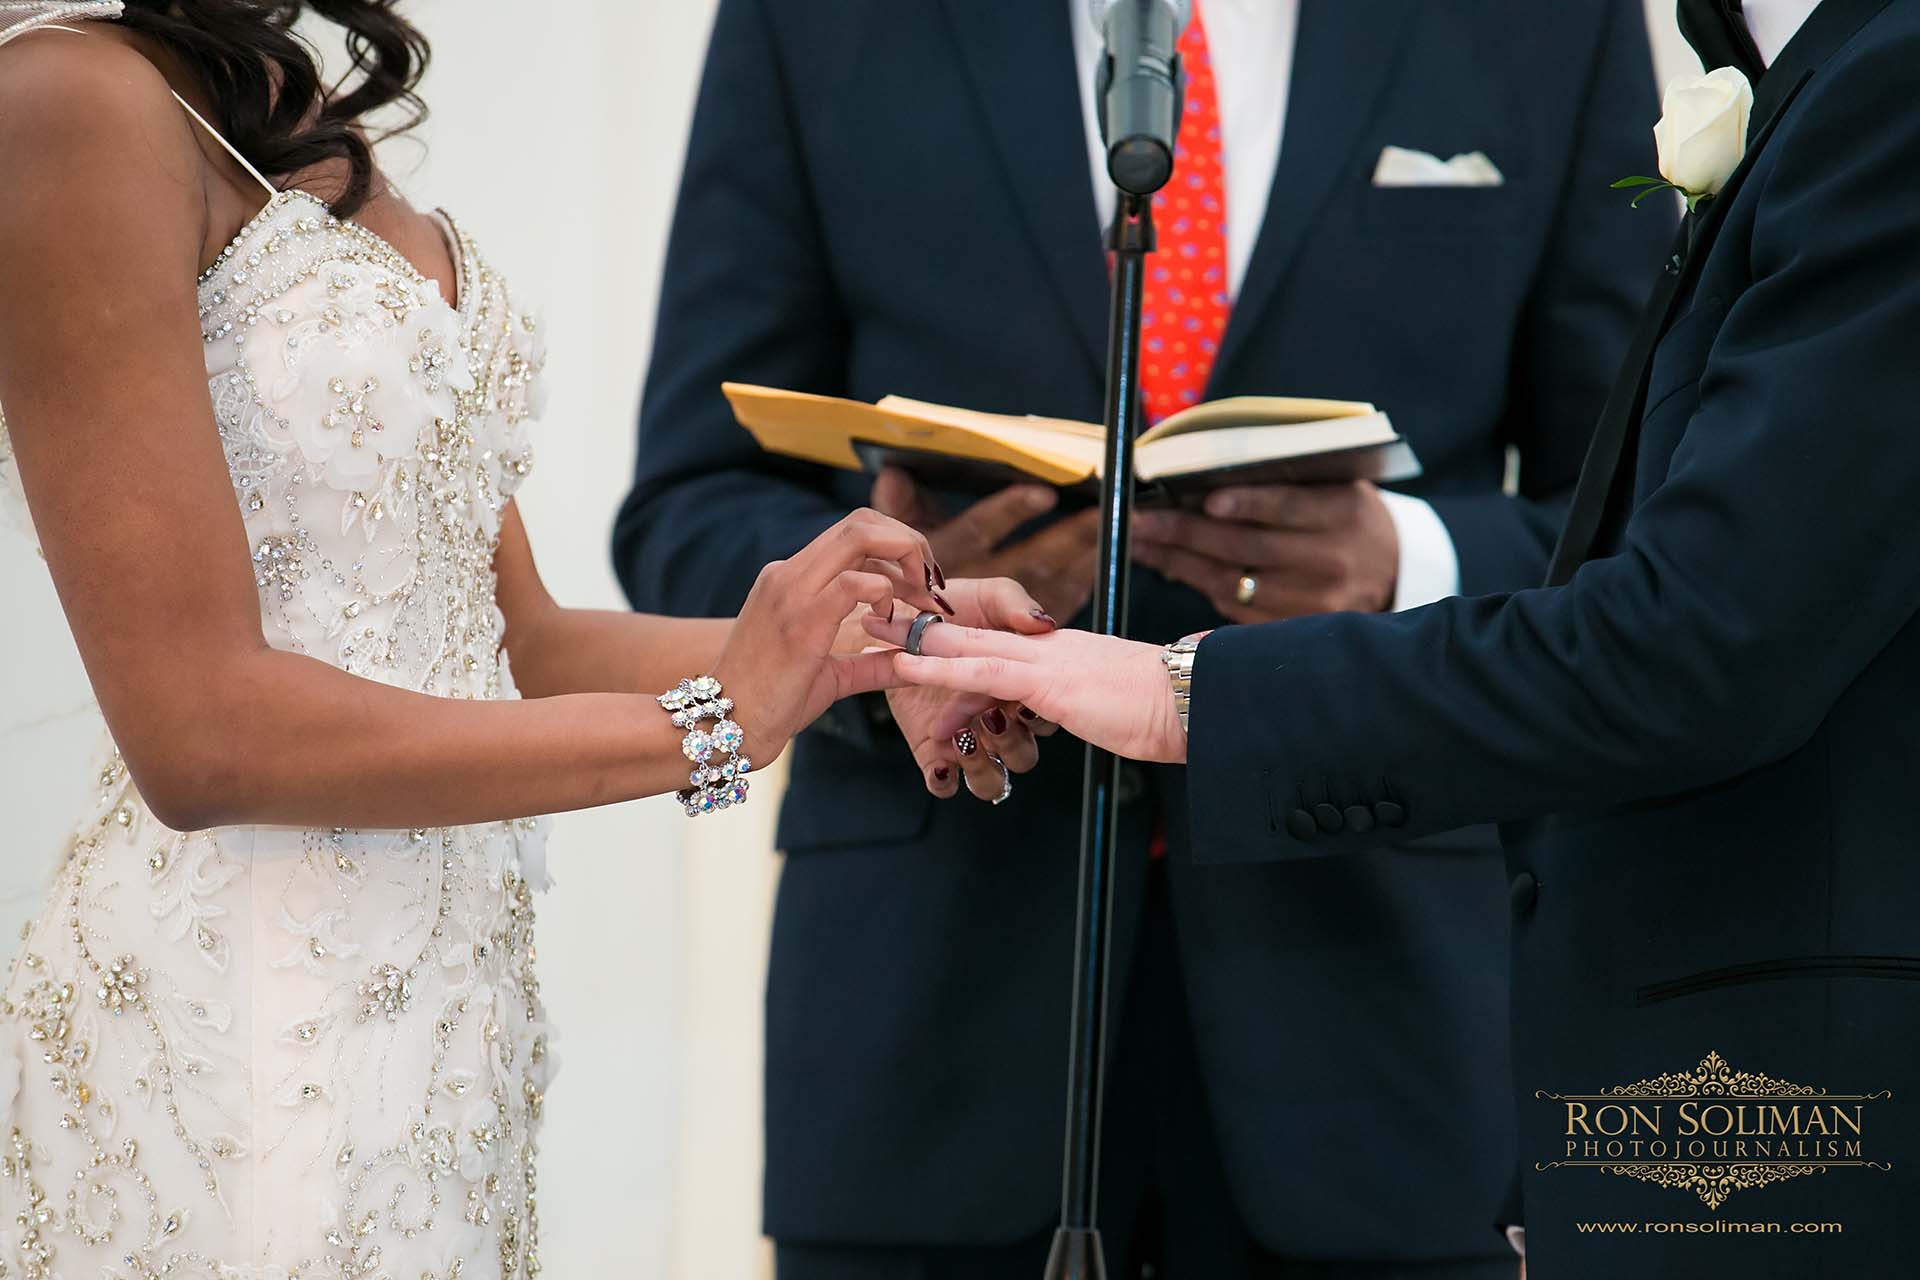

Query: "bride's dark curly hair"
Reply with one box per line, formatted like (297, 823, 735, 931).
(117, 0, 429, 217)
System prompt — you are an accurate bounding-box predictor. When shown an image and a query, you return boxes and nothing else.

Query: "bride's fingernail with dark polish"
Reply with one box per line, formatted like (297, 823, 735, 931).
(934, 561, 948, 589)
(1030, 608, 1058, 628)
(933, 766, 952, 784)
(982, 708, 1008, 735)
(933, 591, 956, 616)
(954, 729, 978, 756)
(1018, 706, 1039, 721)
(925, 565, 936, 593)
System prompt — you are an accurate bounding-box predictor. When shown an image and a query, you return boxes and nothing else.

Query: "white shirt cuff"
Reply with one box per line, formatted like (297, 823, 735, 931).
(1375, 489, 1460, 612)
(1506, 1224, 1527, 1258)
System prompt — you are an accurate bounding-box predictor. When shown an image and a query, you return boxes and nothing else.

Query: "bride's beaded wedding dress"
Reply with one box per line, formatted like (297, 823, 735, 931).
(0, 19, 556, 1276)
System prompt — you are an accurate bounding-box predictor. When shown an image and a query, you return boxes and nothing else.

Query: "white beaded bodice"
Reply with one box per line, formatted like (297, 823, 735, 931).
(0, 190, 556, 1279)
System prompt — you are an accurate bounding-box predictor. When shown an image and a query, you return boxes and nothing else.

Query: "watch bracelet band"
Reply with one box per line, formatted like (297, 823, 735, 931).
(1163, 631, 1210, 733)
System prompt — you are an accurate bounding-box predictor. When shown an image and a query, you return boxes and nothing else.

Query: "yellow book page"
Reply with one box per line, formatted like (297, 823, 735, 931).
(1138, 395, 1378, 445)
(723, 384, 1097, 486)
(875, 396, 1106, 441)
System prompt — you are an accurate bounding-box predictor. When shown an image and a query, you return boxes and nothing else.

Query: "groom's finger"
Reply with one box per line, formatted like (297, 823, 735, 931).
(893, 652, 1036, 705)
(912, 620, 1045, 661)
(863, 614, 1046, 662)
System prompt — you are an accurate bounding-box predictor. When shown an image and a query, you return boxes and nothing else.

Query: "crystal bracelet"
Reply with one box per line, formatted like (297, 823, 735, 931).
(658, 674, 752, 817)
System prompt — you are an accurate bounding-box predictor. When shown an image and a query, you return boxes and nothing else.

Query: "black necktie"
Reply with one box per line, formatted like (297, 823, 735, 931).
(1677, 0, 1769, 78)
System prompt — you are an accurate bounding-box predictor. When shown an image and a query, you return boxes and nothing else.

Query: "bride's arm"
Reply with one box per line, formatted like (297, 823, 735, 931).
(0, 50, 936, 834)
(491, 503, 734, 699)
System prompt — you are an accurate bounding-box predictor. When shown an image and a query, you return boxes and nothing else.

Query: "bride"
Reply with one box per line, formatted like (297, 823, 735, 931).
(0, 2, 1049, 1273)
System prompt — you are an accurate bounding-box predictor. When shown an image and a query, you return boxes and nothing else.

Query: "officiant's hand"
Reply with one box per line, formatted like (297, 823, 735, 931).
(867, 617, 1185, 766)
(872, 468, 1102, 624)
(1131, 481, 1398, 623)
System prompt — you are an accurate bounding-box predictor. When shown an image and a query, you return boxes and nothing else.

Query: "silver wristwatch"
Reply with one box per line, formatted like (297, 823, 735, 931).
(1162, 631, 1210, 734)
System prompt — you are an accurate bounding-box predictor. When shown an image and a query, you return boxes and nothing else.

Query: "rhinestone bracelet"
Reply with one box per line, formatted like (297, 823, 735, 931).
(658, 674, 752, 817)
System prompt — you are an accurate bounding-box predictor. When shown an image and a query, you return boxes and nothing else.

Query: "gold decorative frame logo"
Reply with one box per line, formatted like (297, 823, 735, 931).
(1535, 1052, 1893, 1209)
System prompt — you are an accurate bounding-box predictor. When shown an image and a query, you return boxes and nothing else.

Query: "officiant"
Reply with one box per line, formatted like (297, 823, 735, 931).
(614, 1, 1669, 1274)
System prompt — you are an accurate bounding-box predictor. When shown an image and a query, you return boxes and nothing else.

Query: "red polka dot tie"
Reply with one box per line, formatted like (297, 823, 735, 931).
(1139, 4, 1229, 425)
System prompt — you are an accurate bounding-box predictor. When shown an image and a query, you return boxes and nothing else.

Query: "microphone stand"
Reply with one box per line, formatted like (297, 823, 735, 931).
(1043, 190, 1155, 1280)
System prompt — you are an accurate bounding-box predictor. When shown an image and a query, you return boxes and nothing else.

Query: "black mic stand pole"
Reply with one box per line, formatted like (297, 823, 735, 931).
(1042, 189, 1156, 1280)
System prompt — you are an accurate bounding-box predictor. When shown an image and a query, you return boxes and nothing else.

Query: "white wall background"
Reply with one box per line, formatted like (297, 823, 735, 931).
(0, 4, 1696, 1276)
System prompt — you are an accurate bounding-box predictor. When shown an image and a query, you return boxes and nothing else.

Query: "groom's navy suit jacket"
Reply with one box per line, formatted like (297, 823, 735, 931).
(615, 0, 1665, 1257)
(1188, 0, 1920, 1274)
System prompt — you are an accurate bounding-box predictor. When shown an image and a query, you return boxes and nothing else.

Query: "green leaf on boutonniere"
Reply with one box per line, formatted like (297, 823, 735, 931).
(1613, 175, 1686, 208)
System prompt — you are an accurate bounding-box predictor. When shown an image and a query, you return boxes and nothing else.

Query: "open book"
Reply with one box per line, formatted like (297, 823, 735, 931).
(722, 383, 1420, 503)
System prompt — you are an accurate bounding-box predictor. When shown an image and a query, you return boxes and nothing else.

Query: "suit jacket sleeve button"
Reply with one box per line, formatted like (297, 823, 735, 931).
(1373, 800, 1407, 828)
(1343, 804, 1376, 834)
(1285, 809, 1319, 841)
(1313, 802, 1344, 833)
(1510, 871, 1540, 917)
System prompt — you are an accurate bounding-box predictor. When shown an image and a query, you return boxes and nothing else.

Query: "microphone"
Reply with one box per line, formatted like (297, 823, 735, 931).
(1088, 0, 1193, 196)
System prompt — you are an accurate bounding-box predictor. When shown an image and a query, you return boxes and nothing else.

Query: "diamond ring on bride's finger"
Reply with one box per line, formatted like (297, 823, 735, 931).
(987, 754, 1012, 806)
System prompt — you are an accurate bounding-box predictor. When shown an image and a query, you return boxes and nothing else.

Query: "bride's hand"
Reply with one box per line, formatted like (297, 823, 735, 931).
(881, 577, 1063, 799)
(711, 509, 945, 764)
(864, 617, 1187, 765)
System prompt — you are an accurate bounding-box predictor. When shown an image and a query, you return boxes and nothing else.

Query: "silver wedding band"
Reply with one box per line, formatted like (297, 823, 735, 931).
(905, 610, 945, 656)
(1234, 573, 1259, 606)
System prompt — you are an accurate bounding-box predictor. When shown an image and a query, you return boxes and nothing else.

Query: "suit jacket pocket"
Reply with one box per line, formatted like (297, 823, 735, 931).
(1641, 295, 1730, 419)
(1360, 180, 1529, 234)
(1637, 954, 1920, 1006)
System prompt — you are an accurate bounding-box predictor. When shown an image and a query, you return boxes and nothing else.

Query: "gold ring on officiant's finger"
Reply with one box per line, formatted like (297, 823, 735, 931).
(1235, 573, 1258, 606)
(905, 610, 945, 656)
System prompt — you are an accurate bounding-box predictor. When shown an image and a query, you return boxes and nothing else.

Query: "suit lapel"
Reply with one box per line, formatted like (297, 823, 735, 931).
(1545, 0, 1897, 585)
(1543, 78, 1807, 585)
(938, 0, 1109, 380)
(1211, 0, 1419, 386)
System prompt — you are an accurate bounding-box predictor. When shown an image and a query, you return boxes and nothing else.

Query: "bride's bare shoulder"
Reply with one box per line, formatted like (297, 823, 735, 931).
(0, 26, 202, 213)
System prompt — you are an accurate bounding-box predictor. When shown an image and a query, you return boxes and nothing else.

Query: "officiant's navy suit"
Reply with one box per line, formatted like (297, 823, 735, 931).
(1187, 0, 1920, 1274)
(615, 0, 1666, 1268)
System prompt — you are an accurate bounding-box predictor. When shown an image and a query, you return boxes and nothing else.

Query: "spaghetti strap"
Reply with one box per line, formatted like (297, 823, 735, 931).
(169, 89, 278, 198)
(3, 19, 278, 198)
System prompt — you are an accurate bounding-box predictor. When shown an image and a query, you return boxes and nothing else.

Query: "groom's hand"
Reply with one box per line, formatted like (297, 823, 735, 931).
(877, 576, 1062, 800)
(1131, 481, 1398, 624)
(873, 468, 1101, 624)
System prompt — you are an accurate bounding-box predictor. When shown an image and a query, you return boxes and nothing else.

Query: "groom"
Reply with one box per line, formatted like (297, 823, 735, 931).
(885, 0, 1920, 1274)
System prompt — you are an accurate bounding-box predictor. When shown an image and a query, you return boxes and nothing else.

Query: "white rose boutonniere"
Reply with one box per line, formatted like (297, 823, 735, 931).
(1614, 67, 1754, 212)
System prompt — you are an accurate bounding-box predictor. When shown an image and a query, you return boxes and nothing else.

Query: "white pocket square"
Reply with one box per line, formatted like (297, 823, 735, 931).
(1371, 145, 1506, 188)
